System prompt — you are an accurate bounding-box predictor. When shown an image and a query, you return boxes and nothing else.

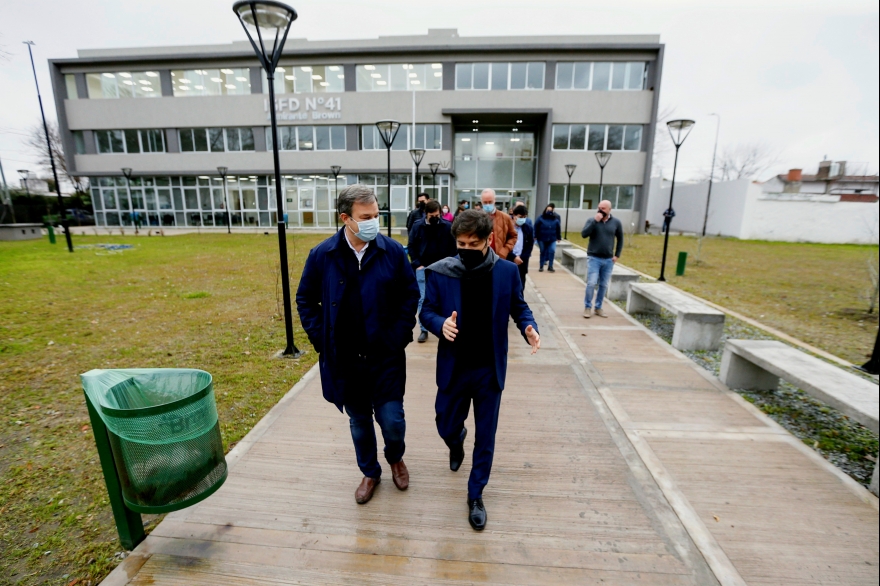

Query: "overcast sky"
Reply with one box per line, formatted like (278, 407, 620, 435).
(1, 0, 877, 188)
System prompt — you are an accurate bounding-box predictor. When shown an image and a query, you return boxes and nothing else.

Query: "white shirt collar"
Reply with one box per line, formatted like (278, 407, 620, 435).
(343, 228, 369, 263)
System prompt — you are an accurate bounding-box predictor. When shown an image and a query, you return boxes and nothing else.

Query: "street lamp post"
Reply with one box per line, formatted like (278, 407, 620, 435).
(658, 119, 695, 282)
(24, 41, 73, 252)
(121, 167, 137, 235)
(595, 151, 612, 207)
(702, 113, 721, 238)
(18, 170, 30, 197)
(563, 164, 576, 240)
(376, 120, 401, 237)
(218, 166, 231, 234)
(429, 162, 440, 201)
(233, 0, 302, 357)
(409, 148, 426, 208)
(330, 165, 341, 231)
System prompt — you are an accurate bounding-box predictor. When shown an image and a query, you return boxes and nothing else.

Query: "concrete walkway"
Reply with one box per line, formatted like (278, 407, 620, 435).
(105, 266, 878, 585)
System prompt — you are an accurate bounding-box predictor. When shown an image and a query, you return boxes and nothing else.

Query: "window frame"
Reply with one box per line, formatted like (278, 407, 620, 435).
(551, 124, 643, 152)
(455, 62, 545, 91)
(355, 63, 443, 92)
(95, 129, 166, 154)
(555, 61, 647, 91)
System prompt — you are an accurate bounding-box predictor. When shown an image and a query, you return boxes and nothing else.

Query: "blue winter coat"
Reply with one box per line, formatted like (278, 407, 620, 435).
(534, 213, 562, 242)
(295, 230, 420, 411)
(420, 258, 538, 392)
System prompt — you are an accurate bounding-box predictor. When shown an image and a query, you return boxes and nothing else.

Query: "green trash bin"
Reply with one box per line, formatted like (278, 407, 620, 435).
(81, 369, 227, 515)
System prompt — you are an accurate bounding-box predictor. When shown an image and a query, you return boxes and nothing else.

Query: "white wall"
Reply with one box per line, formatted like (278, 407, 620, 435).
(646, 177, 750, 237)
(741, 193, 879, 244)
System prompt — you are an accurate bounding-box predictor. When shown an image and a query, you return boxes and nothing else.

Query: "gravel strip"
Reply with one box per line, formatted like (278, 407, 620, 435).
(625, 303, 878, 490)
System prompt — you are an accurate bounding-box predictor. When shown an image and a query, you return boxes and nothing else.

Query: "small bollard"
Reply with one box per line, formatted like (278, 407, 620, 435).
(47, 225, 56, 244)
(676, 251, 687, 276)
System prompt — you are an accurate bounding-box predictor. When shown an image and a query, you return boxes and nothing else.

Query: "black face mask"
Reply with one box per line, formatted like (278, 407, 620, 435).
(428, 216, 440, 225)
(418, 201, 426, 211)
(458, 245, 487, 271)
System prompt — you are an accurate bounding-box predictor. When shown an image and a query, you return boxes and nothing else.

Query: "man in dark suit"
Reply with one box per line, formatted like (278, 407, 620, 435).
(420, 210, 540, 531)
(296, 184, 420, 505)
(406, 192, 429, 235)
(408, 200, 458, 343)
(508, 204, 535, 290)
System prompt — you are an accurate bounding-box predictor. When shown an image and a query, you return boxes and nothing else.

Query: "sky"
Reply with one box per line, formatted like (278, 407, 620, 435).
(0, 0, 877, 190)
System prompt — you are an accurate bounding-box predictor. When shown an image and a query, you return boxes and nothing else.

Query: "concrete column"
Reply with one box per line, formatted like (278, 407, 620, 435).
(253, 127, 267, 152)
(164, 129, 180, 154)
(83, 130, 97, 155)
(441, 123, 452, 152)
(249, 67, 263, 94)
(535, 113, 552, 219)
(442, 62, 455, 90)
(544, 61, 556, 90)
(345, 125, 359, 151)
(719, 348, 779, 391)
(75, 73, 89, 100)
(343, 64, 357, 92)
(159, 70, 173, 97)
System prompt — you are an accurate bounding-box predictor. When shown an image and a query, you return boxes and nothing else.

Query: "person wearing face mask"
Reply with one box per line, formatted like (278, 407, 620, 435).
(420, 210, 540, 531)
(408, 200, 457, 343)
(480, 189, 518, 260)
(580, 199, 624, 318)
(441, 205, 454, 222)
(534, 203, 562, 272)
(296, 184, 420, 505)
(406, 192, 430, 236)
(508, 205, 535, 290)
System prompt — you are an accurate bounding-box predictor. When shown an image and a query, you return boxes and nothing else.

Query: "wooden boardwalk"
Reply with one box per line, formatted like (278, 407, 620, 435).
(105, 266, 878, 585)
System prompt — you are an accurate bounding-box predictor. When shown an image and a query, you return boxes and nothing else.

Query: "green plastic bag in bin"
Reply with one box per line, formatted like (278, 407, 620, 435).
(81, 368, 228, 513)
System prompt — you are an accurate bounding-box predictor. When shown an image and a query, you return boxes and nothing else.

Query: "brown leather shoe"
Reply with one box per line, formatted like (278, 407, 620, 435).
(355, 476, 380, 504)
(390, 460, 409, 490)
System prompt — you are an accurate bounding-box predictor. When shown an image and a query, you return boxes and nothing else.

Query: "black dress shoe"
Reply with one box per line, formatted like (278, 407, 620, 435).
(449, 427, 467, 471)
(467, 498, 487, 531)
(418, 331, 428, 343)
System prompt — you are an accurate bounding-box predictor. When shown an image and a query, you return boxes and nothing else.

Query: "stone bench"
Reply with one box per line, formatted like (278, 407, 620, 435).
(626, 282, 725, 351)
(608, 265, 640, 301)
(720, 339, 879, 496)
(554, 240, 574, 264)
(561, 248, 588, 278)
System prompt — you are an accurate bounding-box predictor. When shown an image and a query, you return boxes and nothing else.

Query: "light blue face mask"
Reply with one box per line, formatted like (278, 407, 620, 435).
(515, 217, 526, 226)
(463, 203, 470, 209)
(352, 218, 380, 242)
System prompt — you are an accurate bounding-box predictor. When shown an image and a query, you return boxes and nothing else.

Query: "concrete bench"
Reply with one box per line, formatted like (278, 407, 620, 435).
(554, 240, 574, 264)
(626, 282, 725, 351)
(561, 248, 588, 278)
(720, 339, 879, 496)
(608, 265, 640, 301)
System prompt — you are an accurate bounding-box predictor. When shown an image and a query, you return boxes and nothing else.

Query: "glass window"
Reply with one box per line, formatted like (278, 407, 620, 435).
(143, 129, 165, 153)
(179, 129, 195, 152)
(226, 128, 241, 151)
(618, 186, 635, 209)
(240, 128, 255, 151)
(73, 131, 86, 155)
(491, 63, 508, 90)
(574, 62, 591, 89)
(298, 126, 314, 150)
(592, 63, 611, 91)
(626, 62, 645, 90)
(552, 125, 569, 150)
(360, 125, 410, 150)
(208, 128, 225, 152)
(472, 63, 490, 90)
(588, 125, 606, 151)
(582, 185, 600, 210)
(456, 63, 472, 89)
(124, 130, 141, 154)
(527, 62, 544, 89)
(179, 129, 210, 152)
(413, 124, 443, 150)
(611, 63, 627, 90)
(314, 126, 331, 150)
(355, 63, 441, 91)
(555, 62, 573, 90)
(86, 71, 160, 99)
(330, 125, 346, 150)
(265, 65, 344, 94)
(606, 125, 624, 151)
(549, 184, 567, 208)
(624, 125, 642, 151)
(65, 74, 78, 99)
(569, 125, 586, 150)
(95, 130, 125, 154)
(172, 68, 251, 96)
(458, 62, 543, 90)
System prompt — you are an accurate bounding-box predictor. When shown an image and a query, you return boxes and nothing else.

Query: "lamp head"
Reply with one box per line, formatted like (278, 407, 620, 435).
(121, 167, 133, 179)
(667, 119, 695, 147)
(217, 166, 228, 177)
(232, 1, 297, 72)
(375, 120, 401, 148)
(595, 151, 612, 168)
(17, 169, 29, 179)
(409, 148, 426, 166)
(429, 162, 440, 173)
(564, 164, 576, 178)
(330, 165, 341, 176)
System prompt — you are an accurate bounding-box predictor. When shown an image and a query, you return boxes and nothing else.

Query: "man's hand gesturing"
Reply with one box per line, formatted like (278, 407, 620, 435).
(443, 311, 459, 342)
(526, 325, 540, 354)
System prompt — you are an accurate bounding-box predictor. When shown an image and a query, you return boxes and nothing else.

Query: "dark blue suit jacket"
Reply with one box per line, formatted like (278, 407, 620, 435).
(420, 258, 538, 392)
(296, 230, 419, 411)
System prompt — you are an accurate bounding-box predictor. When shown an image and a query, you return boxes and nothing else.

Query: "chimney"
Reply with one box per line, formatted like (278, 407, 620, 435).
(787, 169, 802, 182)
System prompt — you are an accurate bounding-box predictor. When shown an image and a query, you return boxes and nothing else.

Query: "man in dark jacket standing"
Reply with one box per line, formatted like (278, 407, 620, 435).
(420, 210, 540, 531)
(534, 203, 562, 272)
(408, 200, 457, 343)
(580, 199, 624, 318)
(406, 192, 429, 235)
(509, 204, 535, 290)
(296, 184, 420, 505)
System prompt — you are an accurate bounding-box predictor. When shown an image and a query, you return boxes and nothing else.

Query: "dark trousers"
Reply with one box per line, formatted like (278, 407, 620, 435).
(435, 366, 502, 500)
(517, 260, 528, 291)
(345, 400, 406, 479)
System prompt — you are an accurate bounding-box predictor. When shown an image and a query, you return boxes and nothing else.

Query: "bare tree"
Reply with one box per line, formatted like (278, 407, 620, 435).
(651, 105, 677, 176)
(717, 142, 779, 181)
(24, 121, 86, 193)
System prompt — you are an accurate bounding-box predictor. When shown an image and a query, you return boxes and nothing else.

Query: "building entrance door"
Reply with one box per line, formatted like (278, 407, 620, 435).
(299, 187, 315, 227)
(453, 131, 537, 213)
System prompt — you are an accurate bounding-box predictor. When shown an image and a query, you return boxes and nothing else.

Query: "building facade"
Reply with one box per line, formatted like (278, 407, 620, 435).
(50, 29, 664, 231)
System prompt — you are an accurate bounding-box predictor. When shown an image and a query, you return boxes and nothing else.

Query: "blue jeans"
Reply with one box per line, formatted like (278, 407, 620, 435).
(416, 268, 427, 333)
(584, 256, 614, 310)
(537, 240, 557, 269)
(345, 400, 406, 479)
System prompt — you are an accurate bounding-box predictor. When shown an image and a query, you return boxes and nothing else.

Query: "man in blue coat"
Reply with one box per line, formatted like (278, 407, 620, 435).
(296, 184, 420, 505)
(420, 210, 541, 531)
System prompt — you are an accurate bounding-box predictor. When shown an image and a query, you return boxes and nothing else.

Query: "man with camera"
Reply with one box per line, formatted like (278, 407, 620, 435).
(580, 199, 624, 318)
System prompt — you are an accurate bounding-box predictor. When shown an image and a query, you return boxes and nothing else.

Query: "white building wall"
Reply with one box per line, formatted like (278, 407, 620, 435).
(740, 193, 879, 244)
(647, 177, 750, 237)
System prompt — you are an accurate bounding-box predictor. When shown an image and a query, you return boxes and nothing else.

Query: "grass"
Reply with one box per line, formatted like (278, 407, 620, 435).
(568, 233, 879, 365)
(0, 232, 344, 585)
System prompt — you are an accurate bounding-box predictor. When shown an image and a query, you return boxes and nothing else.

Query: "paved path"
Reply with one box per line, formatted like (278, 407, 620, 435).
(105, 266, 878, 585)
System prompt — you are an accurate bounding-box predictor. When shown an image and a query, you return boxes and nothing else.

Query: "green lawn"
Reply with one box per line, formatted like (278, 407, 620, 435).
(0, 232, 343, 585)
(567, 233, 879, 365)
